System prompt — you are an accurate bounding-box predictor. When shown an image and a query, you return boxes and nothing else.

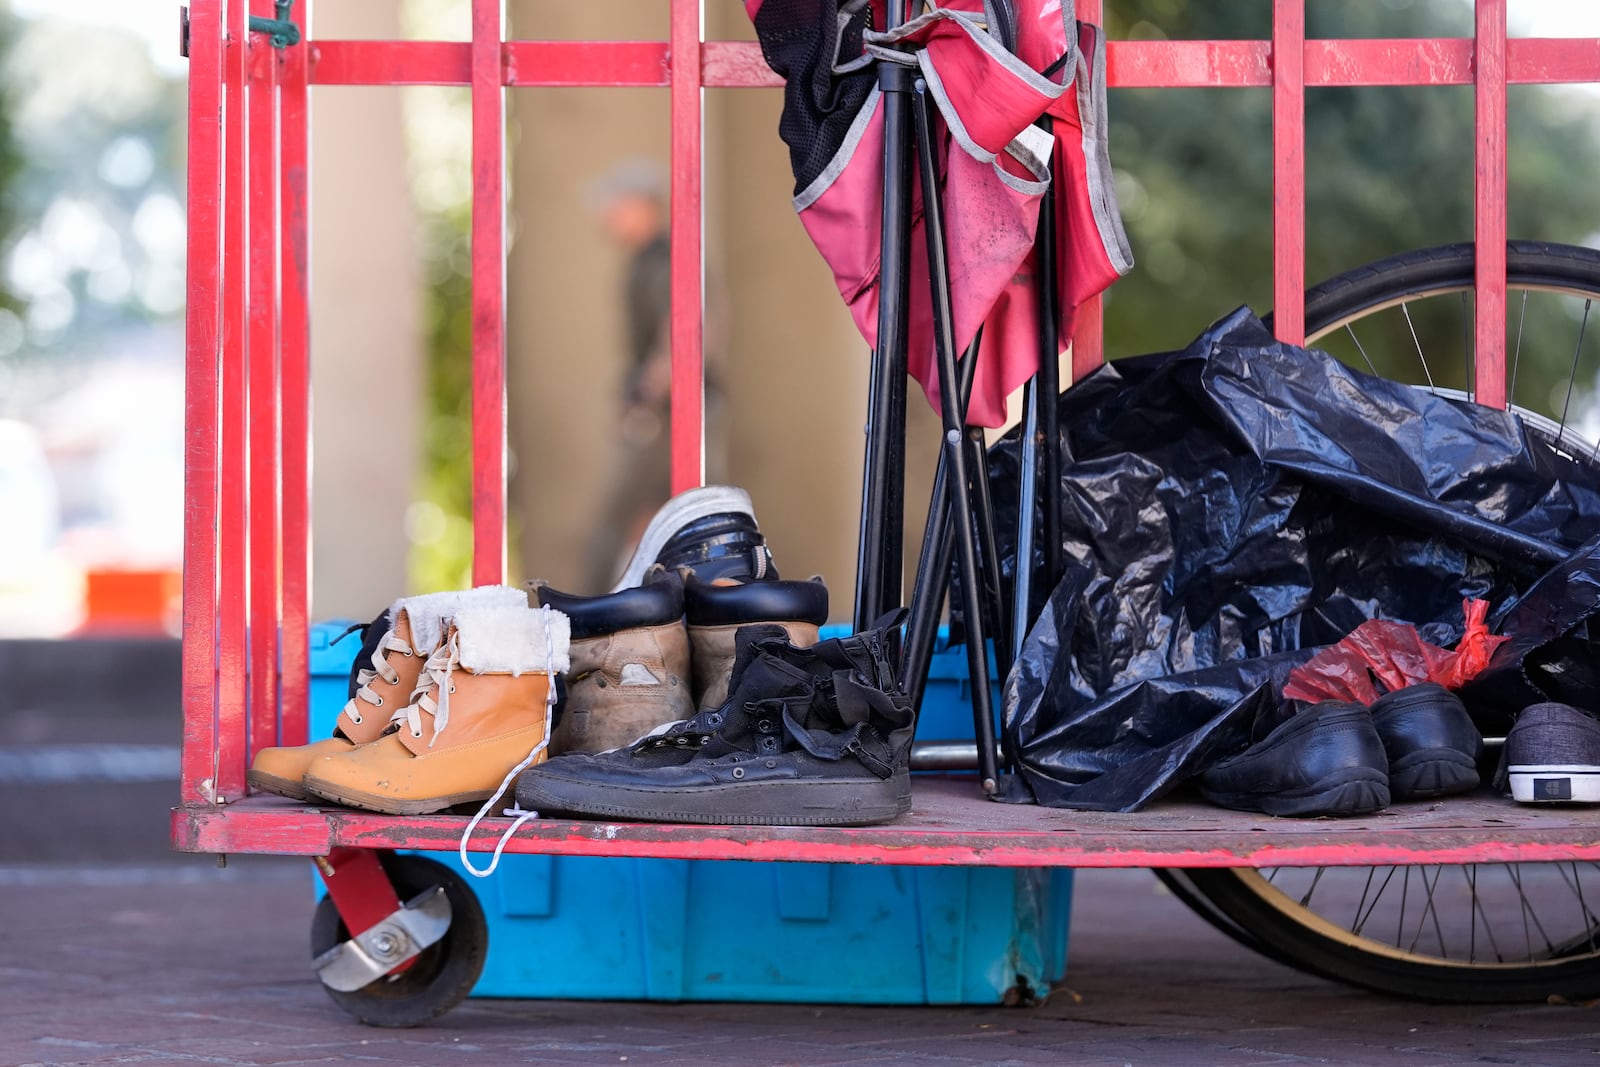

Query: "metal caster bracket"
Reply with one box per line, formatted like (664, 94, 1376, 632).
(312, 886, 453, 992)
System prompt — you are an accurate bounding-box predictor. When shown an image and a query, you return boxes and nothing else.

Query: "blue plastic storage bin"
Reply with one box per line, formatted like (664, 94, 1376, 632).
(308, 618, 1071, 1003)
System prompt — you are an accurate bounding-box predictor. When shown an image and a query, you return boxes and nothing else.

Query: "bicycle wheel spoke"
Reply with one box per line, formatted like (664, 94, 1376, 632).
(1556, 299, 1590, 450)
(1345, 323, 1380, 377)
(1468, 865, 1506, 963)
(1507, 863, 1557, 962)
(1405, 866, 1448, 958)
(1401, 301, 1437, 391)
(1297, 867, 1326, 909)
(1396, 866, 1412, 948)
(1509, 288, 1529, 405)
(1566, 862, 1600, 952)
(1354, 866, 1397, 937)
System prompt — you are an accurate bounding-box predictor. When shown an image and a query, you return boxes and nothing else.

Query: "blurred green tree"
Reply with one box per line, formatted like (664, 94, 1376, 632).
(1101, 0, 1600, 424)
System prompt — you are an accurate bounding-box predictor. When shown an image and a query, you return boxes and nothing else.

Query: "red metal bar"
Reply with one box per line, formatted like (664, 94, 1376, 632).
(172, 785, 1600, 869)
(1475, 0, 1509, 409)
(1271, 0, 1306, 346)
(469, 0, 506, 585)
(181, 0, 224, 806)
(217, 0, 251, 800)
(506, 41, 670, 87)
(1509, 38, 1600, 84)
(669, 0, 705, 492)
(303, 37, 1600, 91)
(247, 5, 281, 758)
(317, 847, 404, 937)
(1107, 40, 1272, 88)
(278, 9, 312, 747)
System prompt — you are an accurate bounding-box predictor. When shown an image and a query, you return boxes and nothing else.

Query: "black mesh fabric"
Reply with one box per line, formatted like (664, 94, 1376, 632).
(751, 0, 878, 195)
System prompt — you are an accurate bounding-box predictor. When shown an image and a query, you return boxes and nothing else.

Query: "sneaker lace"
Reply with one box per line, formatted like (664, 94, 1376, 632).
(459, 604, 561, 879)
(342, 631, 413, 728)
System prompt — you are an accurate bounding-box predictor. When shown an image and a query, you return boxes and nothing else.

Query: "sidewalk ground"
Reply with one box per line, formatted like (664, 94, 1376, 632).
(4, 862, 1597, 1067)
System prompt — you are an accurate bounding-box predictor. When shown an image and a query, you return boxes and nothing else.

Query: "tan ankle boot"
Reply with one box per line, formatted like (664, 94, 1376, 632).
(554, 621, 693, 754)
(248, 586, 527, 799)
(303, 604, 570, 815)
(683, 573, 828, 711)
(529, 574, 695, 755)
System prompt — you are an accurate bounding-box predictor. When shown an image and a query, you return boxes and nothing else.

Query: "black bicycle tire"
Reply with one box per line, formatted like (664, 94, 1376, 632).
(1171, 239, 1600, 1004)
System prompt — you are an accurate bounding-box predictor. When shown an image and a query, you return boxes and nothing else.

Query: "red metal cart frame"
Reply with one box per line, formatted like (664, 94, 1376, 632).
(175, 0, 1600, 867)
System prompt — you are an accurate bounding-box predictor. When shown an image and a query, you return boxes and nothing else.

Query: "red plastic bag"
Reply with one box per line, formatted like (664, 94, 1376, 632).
(1282, 599, 1509, 704)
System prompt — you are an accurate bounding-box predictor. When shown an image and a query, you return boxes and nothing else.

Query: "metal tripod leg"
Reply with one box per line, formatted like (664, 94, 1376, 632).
(854, 36, 915, 632)
(911, 78, 1000, 794)
(902, 334, 980, 716)
(1013, 116, 1064, 664)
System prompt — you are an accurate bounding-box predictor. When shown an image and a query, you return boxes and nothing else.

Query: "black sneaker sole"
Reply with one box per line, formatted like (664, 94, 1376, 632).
(1388, 747, 1480, 800)
(517, 771, 912, 826)
(1200, 767, 1390, 817)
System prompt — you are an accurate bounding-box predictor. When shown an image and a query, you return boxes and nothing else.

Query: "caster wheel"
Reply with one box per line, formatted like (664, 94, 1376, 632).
(310, 853, 488, 1027)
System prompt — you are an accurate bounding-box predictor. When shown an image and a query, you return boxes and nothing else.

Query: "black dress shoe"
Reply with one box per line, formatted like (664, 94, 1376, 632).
(1199, 701, 1390, 816)
(1369, 682, 1483, 800)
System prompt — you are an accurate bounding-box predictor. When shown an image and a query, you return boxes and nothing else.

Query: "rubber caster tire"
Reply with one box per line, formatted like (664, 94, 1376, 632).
(310, 852, 488, 1027)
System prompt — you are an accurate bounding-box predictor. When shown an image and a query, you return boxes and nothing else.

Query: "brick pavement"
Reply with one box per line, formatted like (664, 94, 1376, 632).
(3, 863, 1597, 1067)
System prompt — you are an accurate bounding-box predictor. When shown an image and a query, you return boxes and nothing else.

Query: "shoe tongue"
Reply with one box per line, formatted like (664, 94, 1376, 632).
(724, 622, 791, 688)
(725, 649, 813, 706)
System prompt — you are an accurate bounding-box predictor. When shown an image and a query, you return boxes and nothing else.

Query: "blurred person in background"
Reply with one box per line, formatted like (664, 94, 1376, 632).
(581, 158, 724, 591)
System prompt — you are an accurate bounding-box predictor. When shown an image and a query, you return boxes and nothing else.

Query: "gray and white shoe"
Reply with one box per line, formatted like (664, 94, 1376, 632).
(1504, 702, 1600, 804)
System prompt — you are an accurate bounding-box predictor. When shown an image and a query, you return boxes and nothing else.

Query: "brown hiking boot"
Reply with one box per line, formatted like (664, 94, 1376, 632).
(303, 603, 571, 815)
(529, 572, 694, 755)
(682, 571, 829, 712)
(248, 586, 527, 800)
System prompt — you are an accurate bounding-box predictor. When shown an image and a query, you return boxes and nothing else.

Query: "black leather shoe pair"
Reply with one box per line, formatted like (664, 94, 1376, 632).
(1199, 683, 1484, 817)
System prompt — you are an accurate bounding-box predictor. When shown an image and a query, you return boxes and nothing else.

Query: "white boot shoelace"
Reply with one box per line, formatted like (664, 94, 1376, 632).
(459, 605, 560, 879)
(395, 632, 460, 747)
(342, 631, 414, 729)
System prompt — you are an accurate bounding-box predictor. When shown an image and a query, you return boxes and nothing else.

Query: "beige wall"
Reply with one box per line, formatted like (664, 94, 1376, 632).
(307, 1, 423, 617)
(505, 6, 939, 618)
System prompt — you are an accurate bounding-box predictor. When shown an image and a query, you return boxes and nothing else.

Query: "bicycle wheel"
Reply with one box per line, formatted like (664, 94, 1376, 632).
(1174, 241, 1600, 1003)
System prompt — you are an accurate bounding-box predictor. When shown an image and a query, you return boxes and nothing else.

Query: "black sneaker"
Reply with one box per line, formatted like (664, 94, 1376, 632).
(1199, 701, 1390, 817)
(612, 485, 777, 591)
(1504, 702, 1600, 804)
(1369, 683, 1484, 800)
(516, 614, 914, 826)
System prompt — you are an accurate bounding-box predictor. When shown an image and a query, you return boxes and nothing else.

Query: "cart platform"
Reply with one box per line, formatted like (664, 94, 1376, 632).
(173, 776, 1600, 868)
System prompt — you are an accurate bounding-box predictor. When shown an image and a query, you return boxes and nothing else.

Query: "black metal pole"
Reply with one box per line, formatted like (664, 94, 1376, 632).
(964, 426, 1012, 686)
(1036, 118, 1064, 600)
(902, 333, 981, 714)
(911, 78, 1000, 794)
(853, 43, 915, 632)
(1013, 117, 1062, 660)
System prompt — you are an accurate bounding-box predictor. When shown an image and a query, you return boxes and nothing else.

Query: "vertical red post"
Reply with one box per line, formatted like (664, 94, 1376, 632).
(1070, 4, 1104, 383)
(1272, 0, 1306, 345)
(1474, 0, 1509, 409)
(181, 0, 225, 806)
(247, 1, 281, 759)
(217, 0, 251, 799)
(669, 0, 705, 492)
(469, 0, 507, 585)
(279, 3, 312, 746)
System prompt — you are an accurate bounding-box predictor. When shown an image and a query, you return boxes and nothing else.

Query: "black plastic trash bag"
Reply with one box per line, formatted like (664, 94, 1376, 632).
(988, 308, 1600, 810)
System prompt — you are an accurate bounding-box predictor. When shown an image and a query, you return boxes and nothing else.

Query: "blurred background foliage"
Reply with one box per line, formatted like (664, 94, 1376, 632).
(1102, 0, 1600, 431)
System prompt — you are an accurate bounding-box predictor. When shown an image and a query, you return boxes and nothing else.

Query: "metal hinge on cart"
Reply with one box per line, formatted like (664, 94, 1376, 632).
(312, 887, 453, 992)
(179, 1, 301, 59)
